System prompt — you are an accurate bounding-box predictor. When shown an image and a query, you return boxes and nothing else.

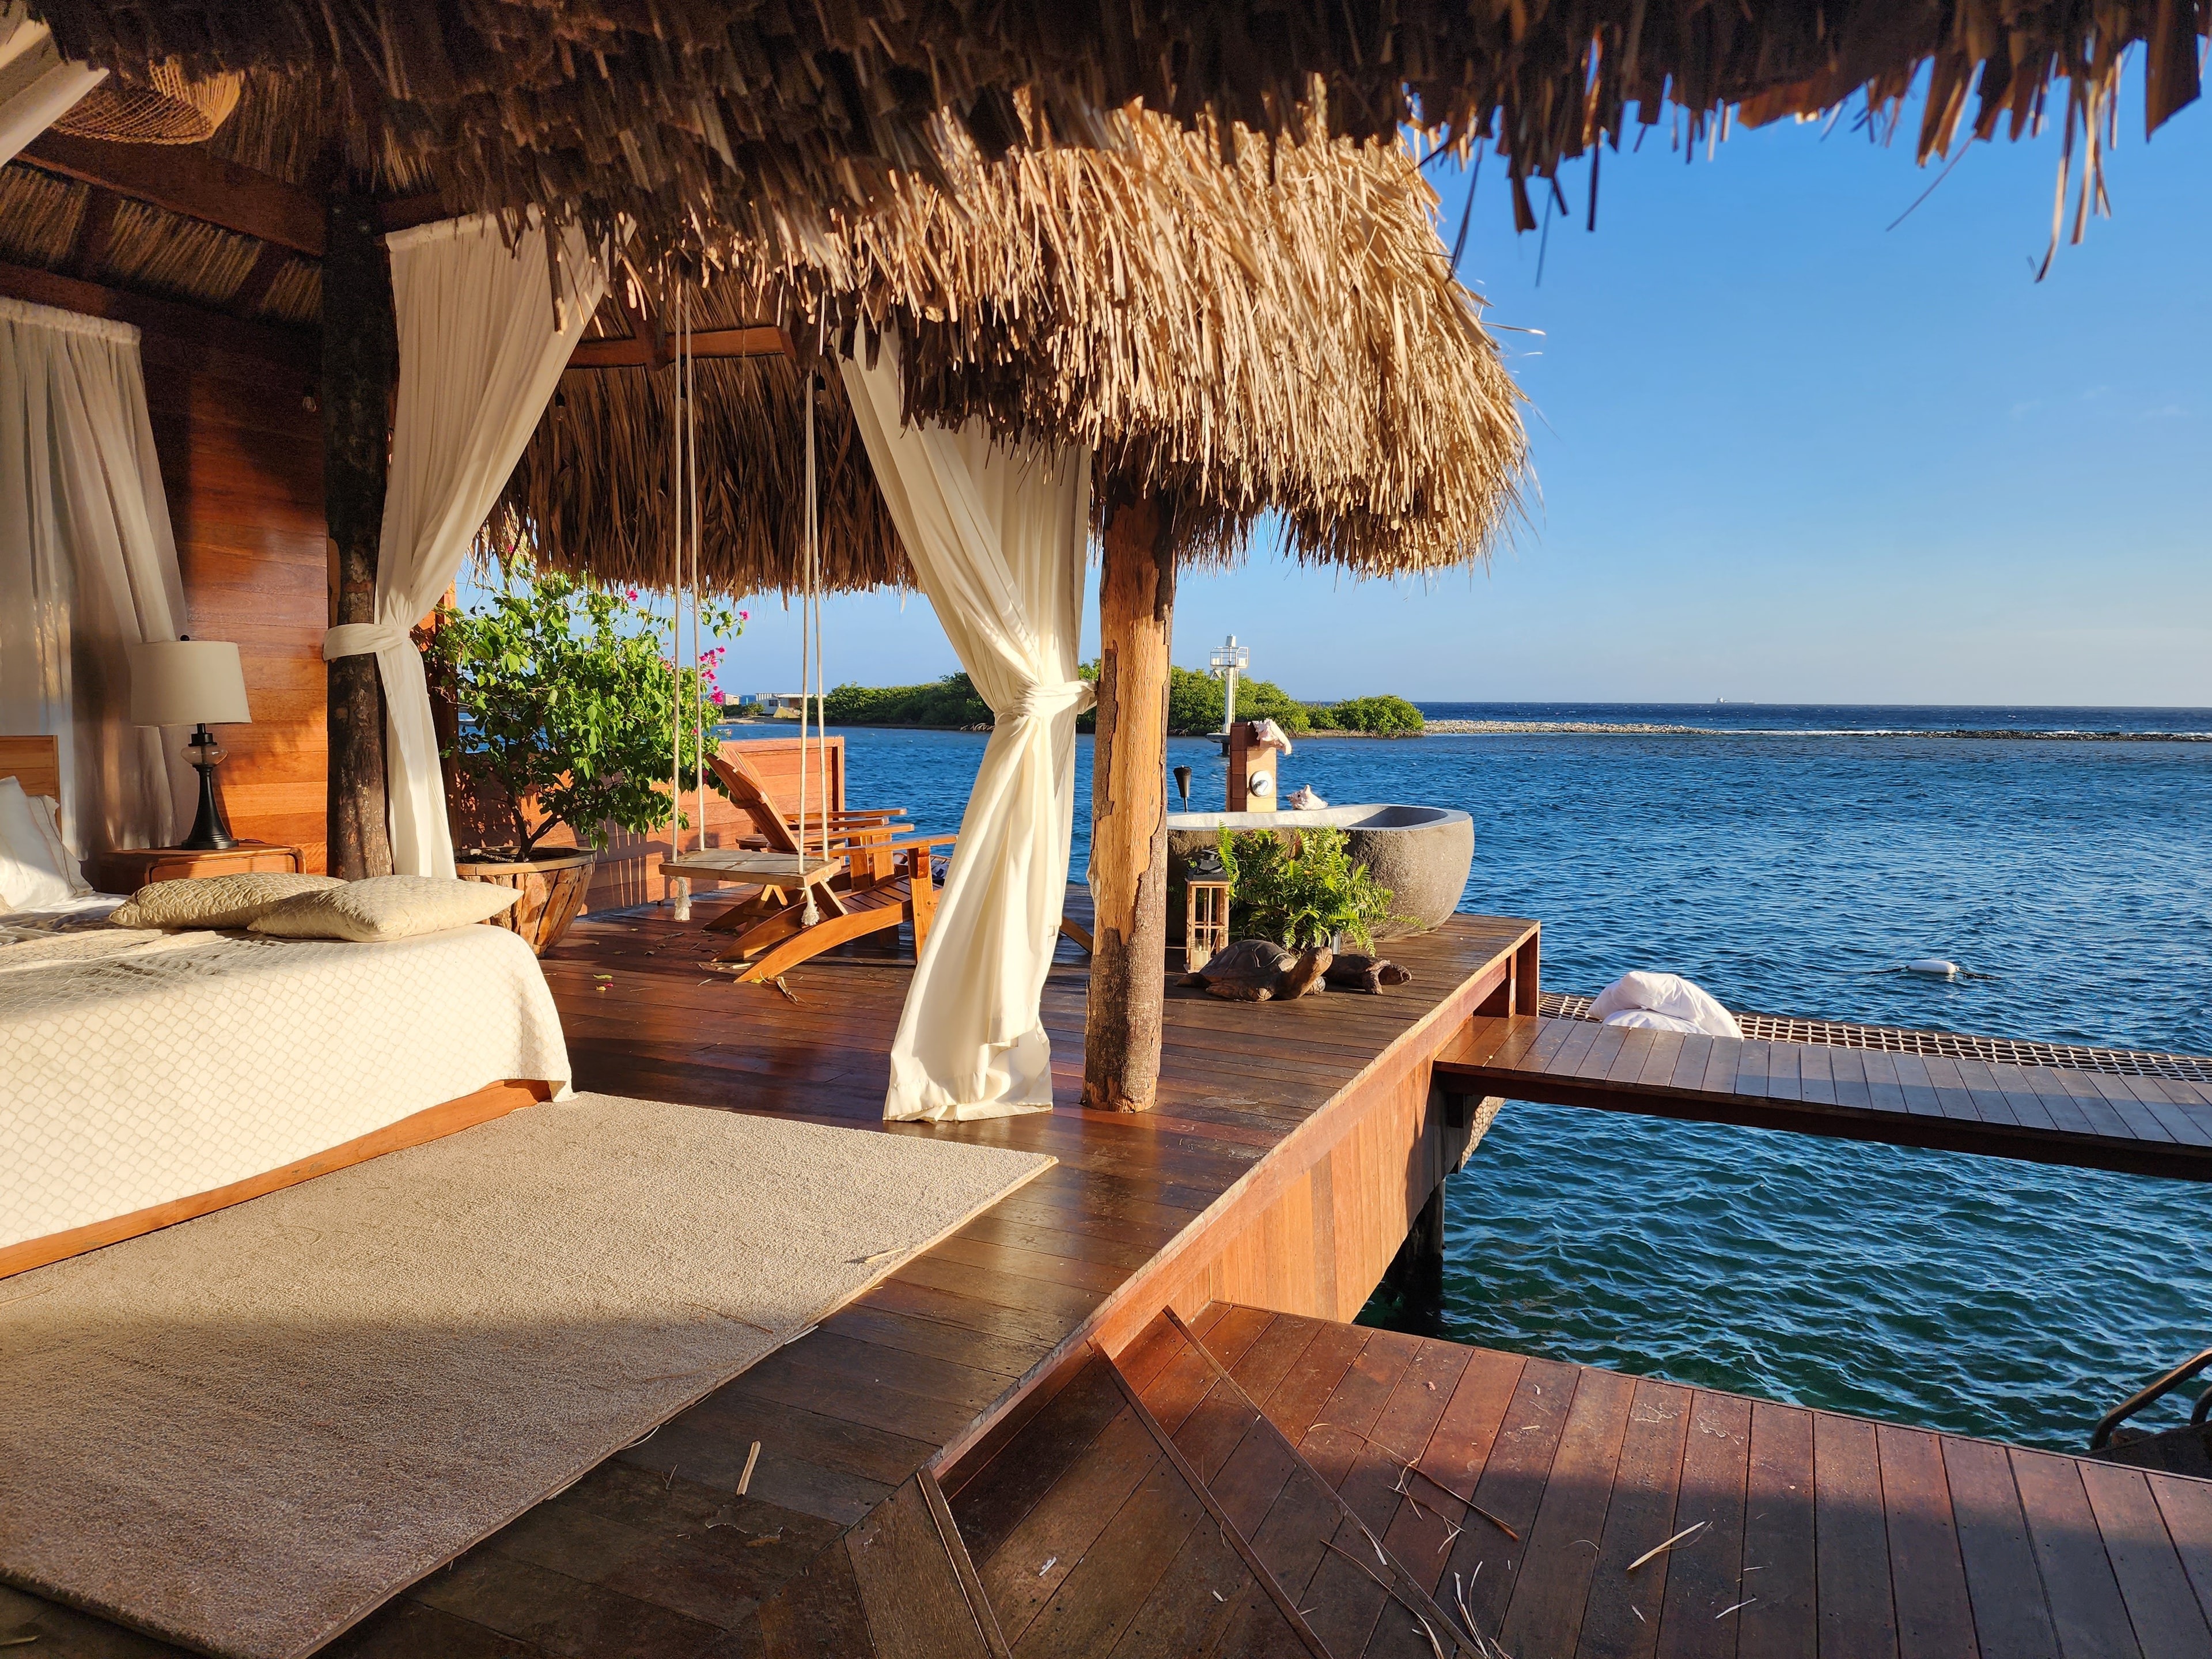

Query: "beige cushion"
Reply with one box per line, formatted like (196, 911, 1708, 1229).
(111, 872, 342, 930)
(248, 875, 521, 942)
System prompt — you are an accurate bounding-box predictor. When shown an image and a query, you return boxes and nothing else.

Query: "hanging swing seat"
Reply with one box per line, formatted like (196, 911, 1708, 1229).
(651, 753, 951, 981)
(664, 835, 955, 982)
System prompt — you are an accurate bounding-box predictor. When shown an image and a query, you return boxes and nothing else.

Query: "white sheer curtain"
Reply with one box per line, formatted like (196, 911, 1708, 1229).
(323, 213, 607, 877)
(0, 6, 103, 167)
(842, 339, 1093, 1122)
(0, 298, 186, 859)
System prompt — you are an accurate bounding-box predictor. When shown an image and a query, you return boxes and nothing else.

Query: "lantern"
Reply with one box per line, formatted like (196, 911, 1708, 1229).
(1184, 848, 1232, 974)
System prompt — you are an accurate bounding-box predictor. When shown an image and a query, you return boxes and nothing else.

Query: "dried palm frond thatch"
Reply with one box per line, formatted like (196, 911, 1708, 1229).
(494, 353, 911, 600)
(0, 165, 85, 268)
(33, 1, 2206, 266)
(98, 197, 259, 305)
(501, 101, 1528, 597)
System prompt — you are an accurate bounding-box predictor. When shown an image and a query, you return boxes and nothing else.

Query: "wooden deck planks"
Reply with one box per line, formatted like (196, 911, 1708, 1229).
(1439, 1016, 2212, 1181)
(946, 1304, 2212, 1659)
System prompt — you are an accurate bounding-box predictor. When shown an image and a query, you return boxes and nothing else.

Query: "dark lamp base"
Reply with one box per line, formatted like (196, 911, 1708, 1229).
(180, 724, 237, 851)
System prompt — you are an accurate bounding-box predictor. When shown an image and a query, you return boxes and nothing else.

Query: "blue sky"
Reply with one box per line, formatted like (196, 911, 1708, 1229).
(721, 89, 2212, 709)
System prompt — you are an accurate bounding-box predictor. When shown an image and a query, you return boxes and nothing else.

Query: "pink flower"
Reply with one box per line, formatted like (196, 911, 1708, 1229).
(738, 611, 750, 621)
(625, 588, 640, 602)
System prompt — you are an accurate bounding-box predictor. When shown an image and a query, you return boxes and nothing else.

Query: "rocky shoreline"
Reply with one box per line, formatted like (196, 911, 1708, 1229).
(1424, 719, 2210, 740)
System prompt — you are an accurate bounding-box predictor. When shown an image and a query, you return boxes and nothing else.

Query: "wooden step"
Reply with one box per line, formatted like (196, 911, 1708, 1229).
(942, 1308, 1483, 1658)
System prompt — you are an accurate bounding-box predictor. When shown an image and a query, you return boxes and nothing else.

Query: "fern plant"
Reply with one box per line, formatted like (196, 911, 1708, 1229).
(1214, 825, 1400, 951)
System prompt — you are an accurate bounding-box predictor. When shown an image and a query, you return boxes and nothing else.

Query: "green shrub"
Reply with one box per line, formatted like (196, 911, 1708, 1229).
(1214, 825, 1400, 951)
(1316, 695, 1425, 735)
(427, 559, 740, 856)
(823, 673, 991, 729)
(1161, 665, 1311, 737)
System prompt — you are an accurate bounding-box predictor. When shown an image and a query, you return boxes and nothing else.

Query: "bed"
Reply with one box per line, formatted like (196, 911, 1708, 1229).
(1, 737, 572, 1278)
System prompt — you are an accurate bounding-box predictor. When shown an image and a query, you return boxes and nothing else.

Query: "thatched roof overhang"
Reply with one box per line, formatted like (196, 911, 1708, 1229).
(29, 2, 2205, 265)
(498, 104, 1529, 601)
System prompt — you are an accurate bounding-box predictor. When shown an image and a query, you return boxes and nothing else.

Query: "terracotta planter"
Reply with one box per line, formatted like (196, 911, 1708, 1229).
(454, 849, 596, 956)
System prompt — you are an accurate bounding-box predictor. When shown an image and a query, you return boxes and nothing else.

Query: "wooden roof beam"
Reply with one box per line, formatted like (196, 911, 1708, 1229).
(614, 267, 669, 369)
(566, 325, 794, 369)
(17, 132, 324, 256)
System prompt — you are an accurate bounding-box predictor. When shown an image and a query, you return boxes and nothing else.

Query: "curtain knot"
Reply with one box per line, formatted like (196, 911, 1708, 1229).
(1001, 679, 1095, 723)
(320, 622, 411, 661)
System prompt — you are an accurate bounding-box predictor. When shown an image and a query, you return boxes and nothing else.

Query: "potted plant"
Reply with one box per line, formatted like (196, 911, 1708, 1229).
(425, 556, 742, 953)
(1213, 825, 1402, 952)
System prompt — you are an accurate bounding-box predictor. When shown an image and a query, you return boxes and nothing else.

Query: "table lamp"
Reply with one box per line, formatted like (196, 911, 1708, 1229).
(130, 637, 252, 850)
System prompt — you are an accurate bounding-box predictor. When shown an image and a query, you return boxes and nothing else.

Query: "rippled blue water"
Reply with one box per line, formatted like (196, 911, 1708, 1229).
(754, 709, 2212, 1452)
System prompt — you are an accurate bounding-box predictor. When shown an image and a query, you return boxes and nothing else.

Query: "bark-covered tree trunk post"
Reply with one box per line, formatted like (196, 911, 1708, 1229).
(322, 192, 395, 878)
(1082, 491, 1176, 1113)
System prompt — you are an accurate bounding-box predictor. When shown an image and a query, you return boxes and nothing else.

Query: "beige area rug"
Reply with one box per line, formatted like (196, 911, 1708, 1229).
(0, 1093, 1051, 1659)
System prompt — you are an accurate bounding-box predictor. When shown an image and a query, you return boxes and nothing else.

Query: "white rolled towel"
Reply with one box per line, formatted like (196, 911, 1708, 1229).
(1588, 970, 1744, 1040)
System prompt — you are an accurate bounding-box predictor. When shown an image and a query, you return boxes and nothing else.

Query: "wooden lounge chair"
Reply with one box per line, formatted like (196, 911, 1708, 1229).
(694, 749, 1093, 968)
(711, 745, 907, 849)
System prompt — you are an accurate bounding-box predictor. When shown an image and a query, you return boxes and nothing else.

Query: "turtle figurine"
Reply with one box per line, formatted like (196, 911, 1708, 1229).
(1184, 939, 1333, 1002)
(1324, 953, 1413, 994)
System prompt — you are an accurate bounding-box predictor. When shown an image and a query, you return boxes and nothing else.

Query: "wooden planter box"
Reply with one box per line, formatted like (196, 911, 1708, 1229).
(454, 850, 595, 956)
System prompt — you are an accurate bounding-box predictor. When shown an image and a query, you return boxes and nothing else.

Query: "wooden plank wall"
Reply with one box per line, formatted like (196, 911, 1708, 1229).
(1090, 945, 1515, 1354)
(448, 736, 847, 911)
(142, 312, 328, 869)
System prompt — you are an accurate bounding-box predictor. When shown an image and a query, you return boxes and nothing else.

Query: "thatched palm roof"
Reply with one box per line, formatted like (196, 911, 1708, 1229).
(32, 1, 2205, 263)
(500, 103, 1527, 598)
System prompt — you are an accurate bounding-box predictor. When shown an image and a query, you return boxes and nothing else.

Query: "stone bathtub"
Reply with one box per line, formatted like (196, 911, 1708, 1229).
(1166, 804, 1474, 938)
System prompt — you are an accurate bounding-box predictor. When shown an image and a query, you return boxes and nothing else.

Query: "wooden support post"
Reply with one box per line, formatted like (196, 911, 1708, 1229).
(1226, 721, 1251, 812)
(321, 192, 394, 879)
(1083, 493, 1176, 1113)
(1513, 925, 1541, 1014)
(1376, 1179, 1446, 1332)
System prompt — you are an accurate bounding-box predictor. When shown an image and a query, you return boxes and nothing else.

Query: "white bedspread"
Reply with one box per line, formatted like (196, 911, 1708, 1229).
(1, 920, 571, 1252)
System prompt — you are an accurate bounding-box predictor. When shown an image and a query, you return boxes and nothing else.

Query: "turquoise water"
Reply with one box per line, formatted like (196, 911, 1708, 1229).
(763, 710, 2212, 1453)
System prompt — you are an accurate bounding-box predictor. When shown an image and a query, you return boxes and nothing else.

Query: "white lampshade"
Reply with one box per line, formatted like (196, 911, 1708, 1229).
(130, 639, 251, 727)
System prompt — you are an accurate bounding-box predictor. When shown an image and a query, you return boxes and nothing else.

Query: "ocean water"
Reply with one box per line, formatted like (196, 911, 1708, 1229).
(753, 708, 2212, 1453)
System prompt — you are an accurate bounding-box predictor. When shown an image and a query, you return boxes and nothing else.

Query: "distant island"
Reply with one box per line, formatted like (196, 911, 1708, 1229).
(738, 667, 1425, 736)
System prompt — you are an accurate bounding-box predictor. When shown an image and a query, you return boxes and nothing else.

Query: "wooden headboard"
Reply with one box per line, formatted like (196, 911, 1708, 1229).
(0, 736, 60, 802)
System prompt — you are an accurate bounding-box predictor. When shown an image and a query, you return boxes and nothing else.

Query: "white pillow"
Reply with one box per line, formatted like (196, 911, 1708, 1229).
(25, 794, 90, 897)
(1587, 970, 1744, 1040)
(111, 872, 342, 930)
(248, 875, 521, 942)
(0, 777, 78, 911)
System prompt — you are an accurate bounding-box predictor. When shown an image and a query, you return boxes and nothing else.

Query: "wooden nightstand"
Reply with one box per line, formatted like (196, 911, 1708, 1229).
(94, 843, 307, 894)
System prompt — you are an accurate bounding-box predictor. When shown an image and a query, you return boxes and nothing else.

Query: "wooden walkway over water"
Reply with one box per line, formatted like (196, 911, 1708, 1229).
(1437, 1014, 2212, 1181)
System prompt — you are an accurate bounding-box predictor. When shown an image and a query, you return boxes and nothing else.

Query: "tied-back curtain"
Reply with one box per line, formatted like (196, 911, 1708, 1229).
(0, 297, 185, 858)
(323, 213, 607, 877)
(841, 340, 1092, 1122)
(0, 6, 103, 167)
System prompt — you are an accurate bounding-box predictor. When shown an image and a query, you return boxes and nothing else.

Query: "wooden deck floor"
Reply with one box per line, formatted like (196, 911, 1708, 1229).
(957, 1304, 2212, 1659)
(1437, 1014, 2212, 1181)
(2, 897, 1533, 1657)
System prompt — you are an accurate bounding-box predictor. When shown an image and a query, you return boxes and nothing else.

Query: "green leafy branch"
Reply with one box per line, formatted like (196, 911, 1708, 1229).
(1214, 825, 1402, 952)
(426, 557, 743, 857)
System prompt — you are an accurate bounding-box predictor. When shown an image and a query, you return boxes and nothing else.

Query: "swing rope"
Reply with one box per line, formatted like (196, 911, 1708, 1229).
(797, 370, 821, 926)
(687, 293, 703, 850)
(668, 282, 684, 857)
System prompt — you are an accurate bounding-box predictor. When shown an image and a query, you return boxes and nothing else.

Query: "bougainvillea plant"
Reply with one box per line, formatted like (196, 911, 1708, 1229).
(426, 556, 743, 858)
